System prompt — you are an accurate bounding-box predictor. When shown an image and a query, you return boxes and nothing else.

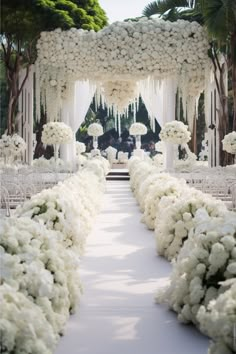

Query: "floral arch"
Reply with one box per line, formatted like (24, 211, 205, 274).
(36, 17, 210, 135)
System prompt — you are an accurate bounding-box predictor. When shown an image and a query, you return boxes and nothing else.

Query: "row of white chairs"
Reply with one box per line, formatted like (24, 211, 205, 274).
(0, 169, 71, 217)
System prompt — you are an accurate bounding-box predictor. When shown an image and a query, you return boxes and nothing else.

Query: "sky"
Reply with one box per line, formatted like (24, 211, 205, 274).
(99, 0, 150, 24)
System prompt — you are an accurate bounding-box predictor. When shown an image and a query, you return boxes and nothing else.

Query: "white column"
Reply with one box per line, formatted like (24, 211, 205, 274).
(163, 77, 177, 171)
(18, 65, 34, 164)
(60, 99, 71, 162)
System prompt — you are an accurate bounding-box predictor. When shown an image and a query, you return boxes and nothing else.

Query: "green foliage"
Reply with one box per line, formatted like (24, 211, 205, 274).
(142, 0, 188, 17)
(200, 0, 236, 41)
(0, 0, 108, 133)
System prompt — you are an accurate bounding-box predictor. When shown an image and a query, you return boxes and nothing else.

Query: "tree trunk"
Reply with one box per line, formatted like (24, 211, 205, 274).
(210, 47, 229, 166)
(231, 31, 236, 131)
(2, 36, 31, 135)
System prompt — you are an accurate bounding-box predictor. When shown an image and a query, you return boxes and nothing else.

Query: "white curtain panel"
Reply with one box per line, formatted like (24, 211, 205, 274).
(138, 77, 165, 130)
(61, 80, 96, 164)
(73, 80, 97, 132)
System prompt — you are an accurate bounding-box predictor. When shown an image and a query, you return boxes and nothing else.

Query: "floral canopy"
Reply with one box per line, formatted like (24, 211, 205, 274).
(36, 17, 210, 130)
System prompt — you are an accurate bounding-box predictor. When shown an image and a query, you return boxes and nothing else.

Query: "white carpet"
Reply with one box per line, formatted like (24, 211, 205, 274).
(56, 181, 209, 354)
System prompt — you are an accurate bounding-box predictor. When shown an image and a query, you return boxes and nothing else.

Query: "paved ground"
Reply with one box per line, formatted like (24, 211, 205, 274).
(56, 180, 209, 354)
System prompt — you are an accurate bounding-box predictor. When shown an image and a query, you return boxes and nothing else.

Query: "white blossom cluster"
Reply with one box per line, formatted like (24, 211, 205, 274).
(41, 122, 73, 145)
(128, 157, 236, 354)
(99, 80, 139, 113)
(222, 131, 236, 155)
(0, 284, 57, 354)
(32, 156, 65, 169)
(129, 123, 147, 136)
(0, 217, 81, 334)
(156, 209, 236, 325)
(36, 18, 210, 120)
(199, 137, 208, 161)
(0, 134, 26, 157)
(174, 143, 197, 171)
(76, 141, 86, 155)
(0, 160, 107, 352)
(105, 146, 117, 164)
(160, 121, 191, 144)
(197, 280, 236, 354)
(87, 123, 103, 137)
(155, 190, 227, 260)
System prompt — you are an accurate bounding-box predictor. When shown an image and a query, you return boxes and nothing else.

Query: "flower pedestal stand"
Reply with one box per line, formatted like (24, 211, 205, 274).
(93, 136, 98, 150)
(133, 149, 145, 160)
(53, 144, 60, 180)
(165, 143, 174, 172)
(135, 135, 141, 149)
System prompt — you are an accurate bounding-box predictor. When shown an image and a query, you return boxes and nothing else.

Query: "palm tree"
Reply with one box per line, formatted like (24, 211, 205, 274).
(143, 0, 188, 17)
(199, 0, 236, 164)
(200, 0, 236, 130)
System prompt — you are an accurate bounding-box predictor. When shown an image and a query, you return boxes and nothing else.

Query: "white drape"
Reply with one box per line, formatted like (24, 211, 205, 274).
(138, 77, 165, 130)
(139, 76, 177, 171)
(61, 80, 96, 164)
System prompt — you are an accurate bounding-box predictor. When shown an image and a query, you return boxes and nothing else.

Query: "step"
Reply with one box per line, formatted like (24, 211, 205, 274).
(107, 171, 129, 176)
(106, 175, 130, 181)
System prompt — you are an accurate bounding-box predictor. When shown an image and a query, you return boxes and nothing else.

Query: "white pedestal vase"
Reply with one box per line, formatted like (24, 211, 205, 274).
(53, 144, 60, 161)
(165, 143, 174, 172)
(93, 136, 98, 149)
(135, 135, 141, 149)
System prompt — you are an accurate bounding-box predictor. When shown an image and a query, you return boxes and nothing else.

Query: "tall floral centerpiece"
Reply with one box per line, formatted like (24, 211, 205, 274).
(75, 142, 86, 155)
(41, 122, 73, 161)
(0, 134, 26, 164)
(129, 123, 147, 149)
(159, 121, 191, 171)
(87, 123, 103, 150)
(222, 131, 236, 163)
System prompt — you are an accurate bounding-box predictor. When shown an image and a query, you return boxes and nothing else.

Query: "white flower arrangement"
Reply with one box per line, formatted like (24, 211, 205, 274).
(129, 123, 147, 136)
(0, 216, 81, 333)
(76, 141, 86, 155)
(160, 121, 191, 145)
(0, 134, 26, 156)
(99, 80, 139, 113)
(155, 191, 227, 260)
(222, 131, 236, 155)
(156, 209, 236, 326)
(41, 122, 73, 145)
(0, 284, 56, 354)
(105, 146, 117, 164)
(0, 162, 107, 352)
(32, 156, 65, 169)
(36, 18, 210, 121)
(197, 280, 236, 354)
(174, 144, 197, 171)
(142, 176, 186, 230)
(199, 137, 208, 161)
(87, 123, 103, 137)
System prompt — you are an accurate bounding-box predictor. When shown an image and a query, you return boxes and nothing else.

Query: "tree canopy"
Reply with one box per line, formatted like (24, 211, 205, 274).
(0, 0, 108, 134)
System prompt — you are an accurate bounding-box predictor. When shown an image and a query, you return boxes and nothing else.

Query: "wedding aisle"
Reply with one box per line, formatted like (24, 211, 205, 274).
(56, 181, 209, 354)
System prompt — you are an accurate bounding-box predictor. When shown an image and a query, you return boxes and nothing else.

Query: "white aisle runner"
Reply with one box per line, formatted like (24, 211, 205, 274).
(56, 181, 209, 354)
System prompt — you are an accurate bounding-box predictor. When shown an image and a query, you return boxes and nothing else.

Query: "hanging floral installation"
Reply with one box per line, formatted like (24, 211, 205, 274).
(36, 17, 210, 126)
